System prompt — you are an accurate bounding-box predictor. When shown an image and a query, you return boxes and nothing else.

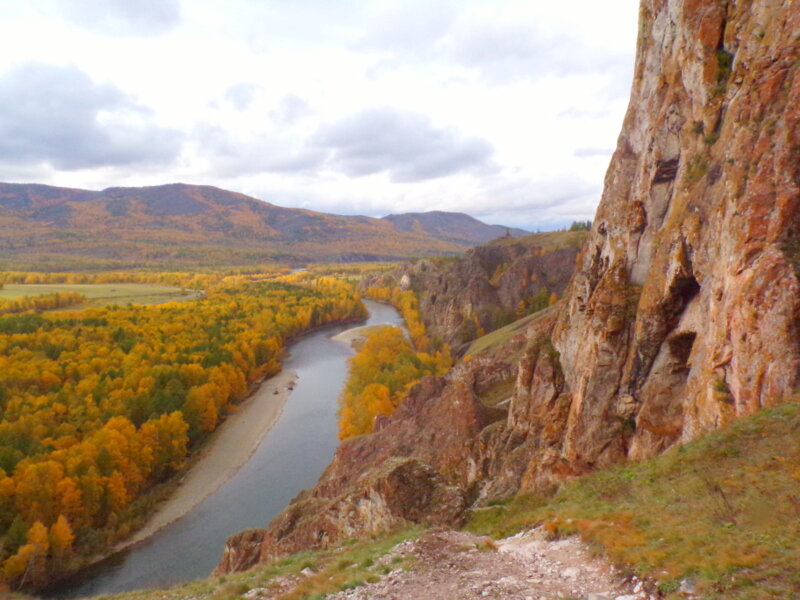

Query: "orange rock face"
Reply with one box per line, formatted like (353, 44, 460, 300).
(529, 0, 800, 476)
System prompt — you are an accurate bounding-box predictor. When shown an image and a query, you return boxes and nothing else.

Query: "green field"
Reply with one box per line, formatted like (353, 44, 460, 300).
(0, 283, 200, 308)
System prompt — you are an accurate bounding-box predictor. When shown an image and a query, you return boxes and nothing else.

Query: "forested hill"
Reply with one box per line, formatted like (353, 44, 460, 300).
(383, 211, 529, 245)
(0, 182, 524, 270)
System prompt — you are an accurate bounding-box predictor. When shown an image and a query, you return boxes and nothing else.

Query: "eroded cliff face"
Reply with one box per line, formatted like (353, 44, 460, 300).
(363, 237, 582, 348)
(538, 0, 800, 473)
(217, 0, 799, 573)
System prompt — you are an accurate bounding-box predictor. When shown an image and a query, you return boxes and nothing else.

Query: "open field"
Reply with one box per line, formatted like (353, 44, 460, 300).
(0, 283, 199, 307)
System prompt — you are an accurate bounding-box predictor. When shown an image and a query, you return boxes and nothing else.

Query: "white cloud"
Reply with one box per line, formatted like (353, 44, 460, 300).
(0, 0, 640, 230)
(57, 0, 181, 36)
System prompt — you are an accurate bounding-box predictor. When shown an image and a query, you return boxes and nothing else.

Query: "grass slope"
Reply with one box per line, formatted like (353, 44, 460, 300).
(467, 402, 800, 598)
(62, 529, 420, 600)
(0, 283, 197, 308)
(464, 305, 556, 357)
(487, 229, 589, 252)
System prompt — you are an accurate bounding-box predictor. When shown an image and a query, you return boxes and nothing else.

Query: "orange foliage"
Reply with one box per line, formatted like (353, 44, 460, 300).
(338, 326, 450, 440)
(0, 276, 367, 587)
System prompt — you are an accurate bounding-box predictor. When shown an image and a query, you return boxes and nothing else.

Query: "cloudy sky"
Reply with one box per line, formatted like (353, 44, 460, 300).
(0, 0, 639, 230)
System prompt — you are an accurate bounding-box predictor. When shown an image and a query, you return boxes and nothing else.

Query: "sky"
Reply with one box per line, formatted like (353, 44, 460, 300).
(0, 0, 640, 230)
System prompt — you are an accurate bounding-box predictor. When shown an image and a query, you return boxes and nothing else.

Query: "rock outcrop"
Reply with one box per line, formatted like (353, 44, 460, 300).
(364, 235, 584, 348)
(217, 0, 799, 574)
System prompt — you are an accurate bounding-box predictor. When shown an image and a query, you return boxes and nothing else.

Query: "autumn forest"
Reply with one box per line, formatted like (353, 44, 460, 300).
(0, 271, 367, 588)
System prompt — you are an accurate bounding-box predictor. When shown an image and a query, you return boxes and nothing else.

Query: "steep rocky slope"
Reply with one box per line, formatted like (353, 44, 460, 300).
(217, 0, 799, 574)
(514, 0, 800, 485)
(362, 231, 586, 348)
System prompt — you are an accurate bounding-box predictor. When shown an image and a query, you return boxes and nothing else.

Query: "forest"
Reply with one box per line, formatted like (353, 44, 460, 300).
(0, 273, 366, 588)
(337, 285, 452, 440)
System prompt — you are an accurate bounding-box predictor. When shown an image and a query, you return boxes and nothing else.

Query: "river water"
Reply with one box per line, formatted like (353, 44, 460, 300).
(52, 300, 402, 598)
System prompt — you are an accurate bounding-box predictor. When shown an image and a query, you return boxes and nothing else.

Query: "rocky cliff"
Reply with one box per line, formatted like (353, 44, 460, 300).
(514, 0, 800, 485)
(363, 232, 585, 348)
(217, 0, 799, 573)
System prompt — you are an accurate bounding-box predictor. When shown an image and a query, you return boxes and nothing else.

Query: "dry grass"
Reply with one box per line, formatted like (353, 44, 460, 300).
(465, 306, 555, 357)
(467, 402, 800, 598)
(0, 283, 196, 308)
(85, 528, 420, 600)
(488, 230, 589, 251)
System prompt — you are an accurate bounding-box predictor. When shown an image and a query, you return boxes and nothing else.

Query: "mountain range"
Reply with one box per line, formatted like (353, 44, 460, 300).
(0, 182, 528, 269)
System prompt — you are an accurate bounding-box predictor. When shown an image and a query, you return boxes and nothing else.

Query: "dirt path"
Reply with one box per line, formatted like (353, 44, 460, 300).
(240, 529, 650, 600)
(324, 529, 645, 600)
(116, 369, 297, 551)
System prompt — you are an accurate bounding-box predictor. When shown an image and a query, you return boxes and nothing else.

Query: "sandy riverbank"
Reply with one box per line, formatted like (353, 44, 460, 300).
(116, 369, 298, 551)
(330, 324, 383, 349)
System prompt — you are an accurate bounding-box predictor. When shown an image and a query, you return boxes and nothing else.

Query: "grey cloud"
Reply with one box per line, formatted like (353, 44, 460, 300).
(0, 63, 182, 170)
(58, 0, 181, 36)
(314, 108, 494, 183)
(467, 175, 601, 229)
(224, 83, 260, 111)
(270, 95, 313, 124)
(197, 124, 324, 178)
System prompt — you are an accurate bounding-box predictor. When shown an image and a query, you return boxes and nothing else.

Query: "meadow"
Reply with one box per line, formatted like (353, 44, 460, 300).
(0, 284, 197, 308)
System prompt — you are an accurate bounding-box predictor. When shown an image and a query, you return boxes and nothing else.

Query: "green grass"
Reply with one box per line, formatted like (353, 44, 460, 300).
(466, 402, 800, 599)
(0, 284, 197, 308)
(489, 230, 589, 251)
(83, 528, 421, 600)
(465, 306, 556, 357)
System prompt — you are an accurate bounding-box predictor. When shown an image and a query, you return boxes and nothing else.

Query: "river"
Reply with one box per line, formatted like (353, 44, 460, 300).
(52, 300, 402, 598)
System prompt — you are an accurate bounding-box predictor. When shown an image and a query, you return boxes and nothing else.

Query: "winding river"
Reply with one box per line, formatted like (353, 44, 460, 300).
(53, 300, 402, 598)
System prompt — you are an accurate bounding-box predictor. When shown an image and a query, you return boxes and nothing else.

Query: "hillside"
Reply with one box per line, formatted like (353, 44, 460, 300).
(360, 229, 587, 349)
(0, 183, 523, 269)
(215, 0, 799, 590)
(382, 211, 528, 245)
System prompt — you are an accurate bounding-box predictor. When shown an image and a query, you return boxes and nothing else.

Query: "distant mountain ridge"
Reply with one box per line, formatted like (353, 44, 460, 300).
(383, 211, 528, 245)
(0, 182, 524, 269)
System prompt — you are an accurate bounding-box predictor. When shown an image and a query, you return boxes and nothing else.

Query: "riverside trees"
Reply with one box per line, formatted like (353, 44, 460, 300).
(0, 275, 366, 589)
(338, 286, 452, 440)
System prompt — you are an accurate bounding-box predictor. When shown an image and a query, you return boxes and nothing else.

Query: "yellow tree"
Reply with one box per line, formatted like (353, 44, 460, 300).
(49, 514, 75, 564)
